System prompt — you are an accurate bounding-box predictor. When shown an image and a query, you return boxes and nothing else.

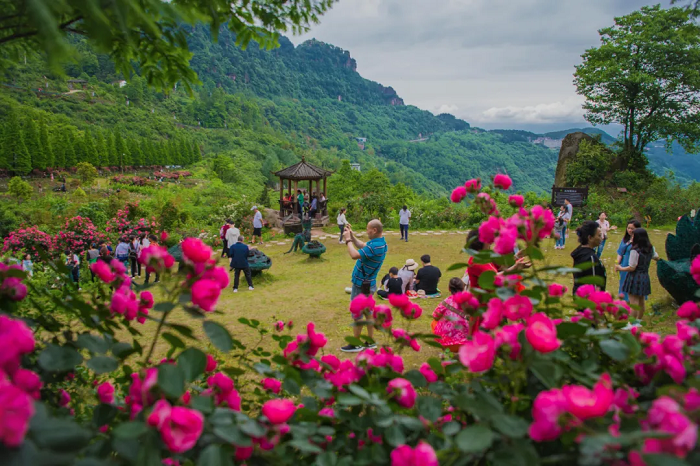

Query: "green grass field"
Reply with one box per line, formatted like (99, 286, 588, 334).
(137, 227, 678, 369)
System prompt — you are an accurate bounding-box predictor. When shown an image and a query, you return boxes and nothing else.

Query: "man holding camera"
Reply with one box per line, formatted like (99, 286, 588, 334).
(341, 219, 387, 352)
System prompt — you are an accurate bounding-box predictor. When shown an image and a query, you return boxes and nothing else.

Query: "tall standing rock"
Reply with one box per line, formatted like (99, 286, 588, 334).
(553, 132, 595, 187)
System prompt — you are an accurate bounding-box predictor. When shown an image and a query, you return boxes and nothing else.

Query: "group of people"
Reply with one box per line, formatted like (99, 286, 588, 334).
(337, 205, 411, 244)
(339, 206, 661, 353)
(282, 190, 326, 218)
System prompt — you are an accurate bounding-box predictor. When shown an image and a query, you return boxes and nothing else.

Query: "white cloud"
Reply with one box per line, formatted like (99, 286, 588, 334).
(477, 98, 586, 124)
(435, 104, 459, 115)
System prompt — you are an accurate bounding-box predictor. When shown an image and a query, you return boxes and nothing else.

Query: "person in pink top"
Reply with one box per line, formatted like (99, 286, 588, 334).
(595, 212, 616, 258)
(431, 278, 473, 352)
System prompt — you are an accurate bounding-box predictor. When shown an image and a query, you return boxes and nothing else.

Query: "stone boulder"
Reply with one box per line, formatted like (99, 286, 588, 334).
(553, 132, 595, 187)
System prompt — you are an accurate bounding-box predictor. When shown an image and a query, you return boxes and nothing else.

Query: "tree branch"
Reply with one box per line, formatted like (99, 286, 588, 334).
(0, 16, 82, 46)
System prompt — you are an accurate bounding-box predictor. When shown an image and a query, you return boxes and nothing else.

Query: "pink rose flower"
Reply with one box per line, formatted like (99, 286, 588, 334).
(205, 354, 217, 372)
(235, 446, 254, 461)
(0, 277, 27, 301)
(478, 216, 502, 244)
(401, 303, 423, 320)
(97, 382, 115, 404)
(388, 293, 411, 311)
(495, 323, 524, 360)
(147, 399, 173, 428)
(0, 380, 35, 447)
(464, 178, 481, 193)
(526, 313, 561, 353)
(59, 389, 71, 407)
(508, 194, 524, 207)
(0, 316, 35, 374)
(373, 305, 394, 328)
(493, 173, 512, 190)
(494, 226, 518, 255)
(548, 283, 567, 297)
(691, 256, 700, 285)
(181, 238, 212, 264)
(529, 388, 567, 442)
(459, 331, 496, 373)
(201, 266, 230, 289)
(191, 279, 221, 312)
(563, 373, 613, 420)
(450, 186, 467, 203)
(160, 406, 204, 453)
(677, 301, 700, 320)
(262, 399, 297, 424)
(12, 369, 42, 400)
(503, 295, 533, 321)
(262, 378, 282, 394)
(386, 378, 417, 408)
(350, 294, 376, 319)
(390, 441, 438, 466)
(481, 298, 504, 330)
(275, 320, 285, 331)
(419, 363, 438, 383)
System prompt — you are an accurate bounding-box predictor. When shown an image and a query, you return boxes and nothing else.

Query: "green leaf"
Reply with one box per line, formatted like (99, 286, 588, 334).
(92, 404, 118, 427)
(529, 359, 562, 388)
(198, 444, 234, 466)
(577, 275, 605, 286)
(31, 417, 91, 451)
(212, 425, 250, 447)
(136, 432, 162, 466)
(38, 344, 83, 372)
(167, 323, 196, 339)
(556, 322, 588, 339)
(337, 393, 362, 406)
(492, 414, 529, 438)
(162, 332, 185, 349)
(402, 369, 427, 388)
(447, 262, 470, 271)
(642, 454, 689, 466)
(191, 394, 215, 415)
(344, 336, 364, 346)
(478, 270, 497, 290)
(427, 357, 443, 375)
(111, 342, 134, 359)
(288, 439, 324, 454)
(158, 364, 185, 398)
(76, 334, 110, 354)
(203, 321, 233, 352)
(600, 339, 631, 361)
(153, 302, 176, 313)
(87, 356, 119, 374)
(384, 424, 406, 447)
(113, 421, 148, 439)
(416, 396, 442, 423)
(455, 425, 495, 453)
(178, 347, 207, 382)
(442, 421, 461, 436)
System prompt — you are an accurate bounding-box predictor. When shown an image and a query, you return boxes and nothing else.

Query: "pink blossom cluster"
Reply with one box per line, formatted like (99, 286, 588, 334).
(629, 302, 700, 385)
(349, 293, 423, 325)
(2, 226, 55, 260)
(630, 395, 698, 460)
(392, 328, 421, 352)
(139, 244, 176, 274)
(0, 263, 28, 301)
(356, 347, 405, 373)
(477, 204, 555, 255)
(390, 441, 438, 466)
(105, 202, 158, 239)
(91, 259, 153, 323)
(177, 238, 230, 312)
(0, 315, 37, 447)
(54, 216, 107, 254)
(691, 255, 700, 285)
(125, 368, 158, 418)
(282, 322, 328, 370)
(529, 373, 613, 442)
(386, 378, 417, 408)
(571, 285, 631, 322)
(147, 399, 204, 453)
(204, 372, 241, 410)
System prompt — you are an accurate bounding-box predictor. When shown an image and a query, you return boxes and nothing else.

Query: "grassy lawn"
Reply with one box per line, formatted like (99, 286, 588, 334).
(136, 226, 677, 369)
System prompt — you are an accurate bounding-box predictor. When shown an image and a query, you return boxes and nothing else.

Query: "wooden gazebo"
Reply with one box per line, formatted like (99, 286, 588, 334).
(273, 156, 332, 228)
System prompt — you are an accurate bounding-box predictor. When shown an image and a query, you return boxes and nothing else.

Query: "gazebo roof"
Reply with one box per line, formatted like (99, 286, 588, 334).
(273, 157, 332, 180)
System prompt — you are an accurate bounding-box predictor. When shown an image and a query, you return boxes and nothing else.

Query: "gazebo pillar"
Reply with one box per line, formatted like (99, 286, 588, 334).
(279, 177, 284, 214)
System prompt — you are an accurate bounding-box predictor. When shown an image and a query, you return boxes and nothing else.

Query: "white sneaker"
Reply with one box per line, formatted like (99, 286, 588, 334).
(249, 286, 254, 291)
(233, 289, 238, 293)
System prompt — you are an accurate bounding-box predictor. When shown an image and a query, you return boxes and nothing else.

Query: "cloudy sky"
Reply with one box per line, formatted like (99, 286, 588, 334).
(295, 0, 674, 133)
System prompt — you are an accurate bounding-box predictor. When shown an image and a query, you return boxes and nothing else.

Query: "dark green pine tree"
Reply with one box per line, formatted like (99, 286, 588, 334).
(169, 140, 180, 166)
(84, 129, 98, 166)
(4, 112, 31, 175)
(158, 142, 168, 166)
(114, 131, 130, 167)
(39, 119, 53, 168)
(0, 120, 7, 170)
(24, 118, 43, 170)
(140, 140, 152, 166)
(52, 132, 66, 168)
(107, 132, 118, 166)
(64, 132, 77, 168)
(128, 139, 143, 167)
(74, 131, 89, 164)
(191, 142, 200, 164)
(94, 130, 108, 167)
(178, 139, 189, 166)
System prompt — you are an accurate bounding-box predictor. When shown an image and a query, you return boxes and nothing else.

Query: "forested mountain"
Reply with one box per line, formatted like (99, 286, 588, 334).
(0, 24, 605, 195)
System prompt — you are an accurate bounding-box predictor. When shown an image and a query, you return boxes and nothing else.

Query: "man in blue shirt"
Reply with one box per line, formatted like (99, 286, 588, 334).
(229, 236, 254, 293)
(341, 219, 387, 352)
(251, 206, 264, 245)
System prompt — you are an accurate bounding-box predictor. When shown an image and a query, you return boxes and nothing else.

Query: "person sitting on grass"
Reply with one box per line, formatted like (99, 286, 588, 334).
(377, 267, 404, 299)
(341, 219, 387, 353)
(414, 254, 442, 297)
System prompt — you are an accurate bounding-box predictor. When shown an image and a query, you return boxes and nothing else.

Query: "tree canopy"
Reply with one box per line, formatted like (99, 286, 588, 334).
(0, 0, 336, 92)
(574, 5, 700, 170)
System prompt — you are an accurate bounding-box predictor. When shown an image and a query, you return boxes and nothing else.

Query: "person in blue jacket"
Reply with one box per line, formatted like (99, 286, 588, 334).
(229, 236, 254, 293)
(616, 219, 641, 301)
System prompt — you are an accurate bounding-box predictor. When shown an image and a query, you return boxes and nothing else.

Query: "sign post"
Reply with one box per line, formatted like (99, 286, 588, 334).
(551, 187, 588, 207)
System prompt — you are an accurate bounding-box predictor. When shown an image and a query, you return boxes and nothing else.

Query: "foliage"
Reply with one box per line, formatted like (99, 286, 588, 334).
(574, 5, 700, 169)
(75, 162, 98, 186)
(565, 140, 616, 187)
(0, 0, 336, 92)
(1, 176, 700, 466)
(1, 226, 54, 259)
(7, 176, 32, 199)
(54, 216, 107, 255)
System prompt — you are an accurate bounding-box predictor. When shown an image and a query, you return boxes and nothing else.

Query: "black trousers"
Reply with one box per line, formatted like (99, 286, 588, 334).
(222, 238, 229, 257)
(130, 256, 141, 277)
(145, 270, 160, 284)
(233, 267, 253, 289)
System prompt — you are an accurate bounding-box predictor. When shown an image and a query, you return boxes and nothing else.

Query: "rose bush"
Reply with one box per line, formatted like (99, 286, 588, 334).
(54, 216, 108, 255)
(0, 175, 698, 466)
(1, 226, 55, 260)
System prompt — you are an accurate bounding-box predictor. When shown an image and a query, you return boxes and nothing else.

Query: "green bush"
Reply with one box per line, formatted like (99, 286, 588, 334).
(7, 176, 33, 199)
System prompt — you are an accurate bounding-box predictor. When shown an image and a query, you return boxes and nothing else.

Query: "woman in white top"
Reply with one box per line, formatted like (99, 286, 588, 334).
(595, 212, 616, 258)
(337, 208, 347, 244)
(397, 259, 419, 292)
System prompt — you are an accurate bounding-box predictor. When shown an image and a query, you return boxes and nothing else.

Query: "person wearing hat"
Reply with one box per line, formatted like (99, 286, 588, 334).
(251, 206, 263, 245)
(398, 259, 418, 293)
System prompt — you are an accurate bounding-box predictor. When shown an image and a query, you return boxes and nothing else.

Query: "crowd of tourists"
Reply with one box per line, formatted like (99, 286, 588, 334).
(339, 200, 661, 352)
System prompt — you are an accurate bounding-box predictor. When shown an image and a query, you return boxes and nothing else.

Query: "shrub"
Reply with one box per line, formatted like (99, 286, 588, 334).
(54, 216, 107, 254)
(7, 176, 33, 200)
(1, 226, 55, 259)
(1, 174, 699, 466)
(76, 162, 99, 186)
